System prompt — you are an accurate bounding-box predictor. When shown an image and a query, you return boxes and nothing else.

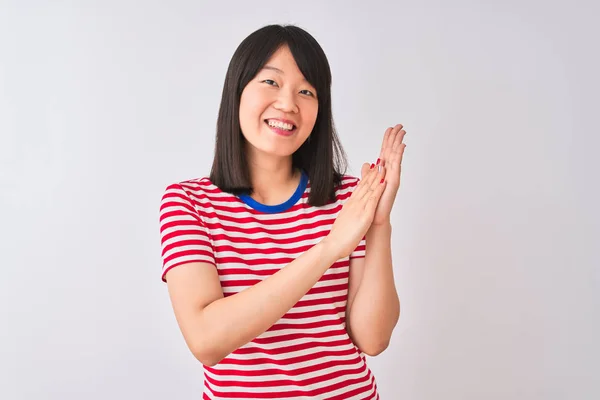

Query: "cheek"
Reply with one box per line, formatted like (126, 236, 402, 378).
(241, 96, 269, 127)
(303, 104, 319, 131)
(239, 95, 260, 130)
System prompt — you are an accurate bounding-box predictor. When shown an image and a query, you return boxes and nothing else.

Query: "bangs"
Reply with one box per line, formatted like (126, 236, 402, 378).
(235, 25, 331, 104)
(285, 34, 332, 102)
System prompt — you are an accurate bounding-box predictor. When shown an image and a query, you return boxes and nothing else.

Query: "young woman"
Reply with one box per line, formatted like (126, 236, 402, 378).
(159, 24, 406, 400)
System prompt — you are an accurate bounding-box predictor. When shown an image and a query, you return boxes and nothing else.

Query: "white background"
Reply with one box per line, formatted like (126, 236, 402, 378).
(1, 0, 598, 399)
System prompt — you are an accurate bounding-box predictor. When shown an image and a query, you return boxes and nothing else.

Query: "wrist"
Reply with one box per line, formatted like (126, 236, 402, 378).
(370, 219, 392, 229)
(318, 236, 344, 263)
(367, 220, 392, 238)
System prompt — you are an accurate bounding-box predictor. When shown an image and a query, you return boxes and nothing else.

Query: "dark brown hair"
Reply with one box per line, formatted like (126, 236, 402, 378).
(209, 24, 348, 206)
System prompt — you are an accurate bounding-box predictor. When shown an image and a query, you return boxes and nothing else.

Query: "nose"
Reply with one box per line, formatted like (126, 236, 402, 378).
(274, 90, 299, 113)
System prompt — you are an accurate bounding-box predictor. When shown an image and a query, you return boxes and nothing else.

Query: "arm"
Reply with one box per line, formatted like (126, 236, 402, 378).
(346, 123, 406, 355)
(166, 240, 340, 367)
(163, 165, 387, 367)
(346, 222, 400, 356)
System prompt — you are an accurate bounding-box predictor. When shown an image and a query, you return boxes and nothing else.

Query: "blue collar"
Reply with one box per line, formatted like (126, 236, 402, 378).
(239, 170, 308, 213)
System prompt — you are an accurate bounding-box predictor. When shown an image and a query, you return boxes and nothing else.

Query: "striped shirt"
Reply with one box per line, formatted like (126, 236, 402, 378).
(159, 170, 380, 399)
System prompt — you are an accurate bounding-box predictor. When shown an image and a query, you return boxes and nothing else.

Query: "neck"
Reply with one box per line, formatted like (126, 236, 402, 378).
(247, 150, 300, 205)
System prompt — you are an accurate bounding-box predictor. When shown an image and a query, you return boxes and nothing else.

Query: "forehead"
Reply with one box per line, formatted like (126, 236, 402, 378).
(260, 46, 308, 82)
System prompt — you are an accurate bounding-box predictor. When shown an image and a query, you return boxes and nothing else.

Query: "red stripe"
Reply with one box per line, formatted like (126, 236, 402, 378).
(204, 363, 367, 389)
(204, 363, 369, 398)
(218, 270, 348, 281)
(216, 348, 357, 366)
(160, 175, 377, 398)
(204, 217, 336, 236)
(280, 306, 345, 320)
(214, 242, 316, 255)
(211, 230, 327, 245)
(161, 238, 212, 257)
(324, 373, 376, 400)
(252, 328, 348, 345)
(232, 338, 352, 356)
(198, 203, 341, 226)
(204, 354, 363, 377)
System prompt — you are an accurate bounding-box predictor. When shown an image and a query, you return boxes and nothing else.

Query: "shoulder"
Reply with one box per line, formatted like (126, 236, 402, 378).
(160, 177, 219, 213)
(162, 176, 215, 200)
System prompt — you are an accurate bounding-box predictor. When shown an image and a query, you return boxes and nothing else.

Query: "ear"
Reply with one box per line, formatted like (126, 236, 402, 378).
(360, 162, 370, 180)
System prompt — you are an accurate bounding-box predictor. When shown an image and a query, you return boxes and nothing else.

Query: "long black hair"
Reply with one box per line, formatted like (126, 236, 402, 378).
(209, 24, 348, 206)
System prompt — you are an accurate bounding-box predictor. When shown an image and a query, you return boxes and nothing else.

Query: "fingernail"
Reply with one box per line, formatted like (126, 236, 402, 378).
(376, 158, 381, 165)
(380, 179, 385, 184)
(370, 163, 374, 169)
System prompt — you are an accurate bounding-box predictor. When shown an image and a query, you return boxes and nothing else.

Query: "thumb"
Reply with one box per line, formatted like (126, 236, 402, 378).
(360, 163, 370, 180)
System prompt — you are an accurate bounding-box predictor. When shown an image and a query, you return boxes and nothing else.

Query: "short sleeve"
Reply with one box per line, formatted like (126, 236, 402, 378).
(159, 183, 216, 282)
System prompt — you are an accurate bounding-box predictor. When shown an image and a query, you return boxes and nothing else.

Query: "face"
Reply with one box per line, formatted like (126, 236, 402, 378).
(239, 45, 319, 159)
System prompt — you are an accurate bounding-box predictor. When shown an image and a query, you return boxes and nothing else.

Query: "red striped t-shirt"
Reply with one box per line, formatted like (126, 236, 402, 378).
(159, 171, 380, 399)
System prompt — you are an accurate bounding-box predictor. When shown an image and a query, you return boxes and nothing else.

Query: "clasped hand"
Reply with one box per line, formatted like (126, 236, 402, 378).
(326, 124, 406, 259)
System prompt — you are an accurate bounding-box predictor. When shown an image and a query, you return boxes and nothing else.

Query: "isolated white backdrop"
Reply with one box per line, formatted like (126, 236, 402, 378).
(1, 1, 598, 399)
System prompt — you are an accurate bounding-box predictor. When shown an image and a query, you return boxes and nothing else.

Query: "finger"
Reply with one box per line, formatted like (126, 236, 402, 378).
(365, 175, 387, 213)
(396, 130, 406, 155)
(382, 127, 396, 161)
(359, 165, 386, 202)
(388, 125, 402, 147)
(381, 124, 403, 166)
(386, 130, 404, 164)
(360, 162, 370, 180)
(352, 163, 377, 199)
(392, 129, 406, 151)
(356, 164, 380, 201)
(378, 127, 393, 161)
(371, 164, 387, 192)
(397, 143, 407, 166)
(386, 147, 405, 181)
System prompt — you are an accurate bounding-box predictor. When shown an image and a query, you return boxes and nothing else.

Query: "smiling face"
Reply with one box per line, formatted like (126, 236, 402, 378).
(239, 45, 319, 159)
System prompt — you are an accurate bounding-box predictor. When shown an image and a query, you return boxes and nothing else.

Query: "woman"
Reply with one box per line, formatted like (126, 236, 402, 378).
(159, 24, 406, 399)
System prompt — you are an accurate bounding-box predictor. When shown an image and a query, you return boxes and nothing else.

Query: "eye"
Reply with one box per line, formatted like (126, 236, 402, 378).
(300, 89, 315, 97)
(262, 79, 278, 87)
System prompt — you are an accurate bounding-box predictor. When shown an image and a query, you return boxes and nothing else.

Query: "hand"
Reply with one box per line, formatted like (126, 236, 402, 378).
(324, 163, 387, 259)
(362, 124, 406, 226)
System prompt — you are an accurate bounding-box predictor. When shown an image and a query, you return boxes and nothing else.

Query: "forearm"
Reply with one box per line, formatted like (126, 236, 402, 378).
(347, 222, 400, 354)
(197, 240, 340, 365)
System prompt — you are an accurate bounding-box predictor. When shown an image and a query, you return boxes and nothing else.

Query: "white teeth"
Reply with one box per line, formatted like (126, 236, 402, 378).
(267, 120, 294, 131)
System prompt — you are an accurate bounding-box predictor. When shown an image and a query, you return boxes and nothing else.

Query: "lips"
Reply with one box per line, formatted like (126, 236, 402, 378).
(264, 120, 296, 137)
(265, 118, 297, 128)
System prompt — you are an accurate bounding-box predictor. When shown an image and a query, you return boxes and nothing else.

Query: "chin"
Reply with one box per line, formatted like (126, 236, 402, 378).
(244, 127, 309, 157)
(267, 146, 299, 157)
(255, 141, 302, 158)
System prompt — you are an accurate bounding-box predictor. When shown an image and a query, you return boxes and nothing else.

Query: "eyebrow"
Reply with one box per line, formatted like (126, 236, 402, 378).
(262, 65, 309, 83)
(263, 65, 284, 74)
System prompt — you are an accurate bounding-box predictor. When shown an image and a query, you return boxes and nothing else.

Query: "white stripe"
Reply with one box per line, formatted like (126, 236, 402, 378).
(203, 223, 332, 242)
(205, 361, 362, 384)
(317, 371, 376, 399)
(206, 363, 371, 395)
(209, 352, 359, 376)
(239, 332, 350, 352)
(195, 197, 341, 221)
(211, 234, 326, 251)
(257, 323, 347, 340)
